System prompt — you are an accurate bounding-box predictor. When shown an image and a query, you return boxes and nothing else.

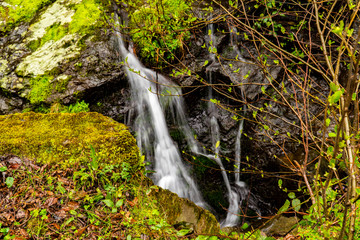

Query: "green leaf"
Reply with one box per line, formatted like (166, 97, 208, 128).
(6, 177, 14, 188)
(278, 179, 283, 189)
(215, 141, 220, 148)
(326, 118, 331, 127)
(347, 28, 354, 37)
(330, 82, 339, 92)
(278, 200, 290, 213)
(261, 86, 266, 94)
(331, 20, 344, 35)
(288, 192, 295, 199)
(327, 146, 334, 156)
(102, 199, 114, 208)
(292, 198, 301, 211)
(177, 228, 192, 236)
(209, 237, 219, 240)
(241, 222, 249, 230)
(244, 33, 249, 40)
(352, 93, 357, 101)
(0, 166, 7, 172)
(329, 90, 343, 105)
(329, 132, 337, 137)
(203, 60, 209, 67)
(0, 227, 9, 233)
(116, 199, 124, 208)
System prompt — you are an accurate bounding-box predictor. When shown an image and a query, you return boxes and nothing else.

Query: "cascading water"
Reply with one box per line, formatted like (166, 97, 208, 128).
(205, 22, 243, 227)
(114, 21, 207, 208)
(114, 12, 264, 226)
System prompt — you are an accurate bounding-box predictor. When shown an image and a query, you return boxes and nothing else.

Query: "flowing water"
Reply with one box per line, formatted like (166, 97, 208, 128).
(115, 25, 207, 208)
(115, 15, 261, 226)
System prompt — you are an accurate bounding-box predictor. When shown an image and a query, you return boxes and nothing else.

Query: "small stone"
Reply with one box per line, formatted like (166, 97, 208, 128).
(16, 209, 26, 219)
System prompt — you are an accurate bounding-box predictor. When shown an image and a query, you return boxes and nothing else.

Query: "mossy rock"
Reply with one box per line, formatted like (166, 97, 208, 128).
(0, 112, 139, 167)
(151, 187, 220, 234)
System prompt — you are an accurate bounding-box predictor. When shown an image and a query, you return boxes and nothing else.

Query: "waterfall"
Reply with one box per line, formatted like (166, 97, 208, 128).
(204, 23, 242, 227)
(114, 21, 207, 209)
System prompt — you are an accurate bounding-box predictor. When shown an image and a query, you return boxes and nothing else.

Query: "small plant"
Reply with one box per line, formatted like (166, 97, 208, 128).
(120, 0, 196, 64)
(64, 100, 90, 113)
(0, 166, 14, 188)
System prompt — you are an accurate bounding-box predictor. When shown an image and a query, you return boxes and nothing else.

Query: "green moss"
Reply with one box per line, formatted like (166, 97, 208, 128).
(1, 0, 55, 33)
(54, 74, 71, 93)
(28, 75, 53, 104)
(27, 0, 105, 51)
(0, 112, 140, 168)
(28, 22, 68, 51)
(69, 0, 103, 34)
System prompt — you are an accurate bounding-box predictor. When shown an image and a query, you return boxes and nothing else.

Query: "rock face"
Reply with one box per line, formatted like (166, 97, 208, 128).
(0, 0, 125, 113)
(0, 112, 219, 234)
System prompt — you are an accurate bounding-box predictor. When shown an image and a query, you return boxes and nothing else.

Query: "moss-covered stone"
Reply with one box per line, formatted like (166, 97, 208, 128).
(151, 187, 220, 234)
(0, 112, 139, 167)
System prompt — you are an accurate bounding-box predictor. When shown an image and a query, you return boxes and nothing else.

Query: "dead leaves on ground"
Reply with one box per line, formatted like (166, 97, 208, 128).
(0, 155, 136, 239)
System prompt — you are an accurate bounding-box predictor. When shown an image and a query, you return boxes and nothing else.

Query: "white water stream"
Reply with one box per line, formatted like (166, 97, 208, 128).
(115, 26, 207, 208)
(115, 15, 259, 226)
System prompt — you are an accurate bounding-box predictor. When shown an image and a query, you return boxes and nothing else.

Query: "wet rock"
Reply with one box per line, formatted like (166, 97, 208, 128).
(261, 215, 299, 236)
(151, 187, 220, 234)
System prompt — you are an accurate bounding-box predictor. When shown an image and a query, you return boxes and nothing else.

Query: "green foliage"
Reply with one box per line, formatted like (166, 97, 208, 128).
(63, 100, 90, 113)
(298, 180, 360, 239)
(121, 0, 196, 64)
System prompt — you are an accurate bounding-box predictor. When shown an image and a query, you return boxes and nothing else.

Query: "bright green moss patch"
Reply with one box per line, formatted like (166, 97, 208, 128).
(70, 0, 103, 34)
(28, 75, 53, 104)
(0, 0, 55, 33)
(0, 112, 139, 168)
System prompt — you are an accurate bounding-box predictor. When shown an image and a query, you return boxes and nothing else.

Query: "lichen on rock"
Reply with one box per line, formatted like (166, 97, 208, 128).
(16, 34, 81, 77)
(0, 0, 123, 113)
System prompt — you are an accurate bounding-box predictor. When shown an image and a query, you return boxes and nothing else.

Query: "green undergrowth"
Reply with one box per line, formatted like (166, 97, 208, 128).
(0, 112, 276, 239)
(0, 152, 176, 238)
(0, 153, 270, 239)
(0, 112, 139, 168)
(119, 0, 196, 65)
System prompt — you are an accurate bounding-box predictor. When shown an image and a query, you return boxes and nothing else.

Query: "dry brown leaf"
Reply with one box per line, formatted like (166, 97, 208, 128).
(44, 197, 58, 207)
(127, 197, 138, 207)
(74, 226, 87, 237)
(62, 201, 80, 212)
